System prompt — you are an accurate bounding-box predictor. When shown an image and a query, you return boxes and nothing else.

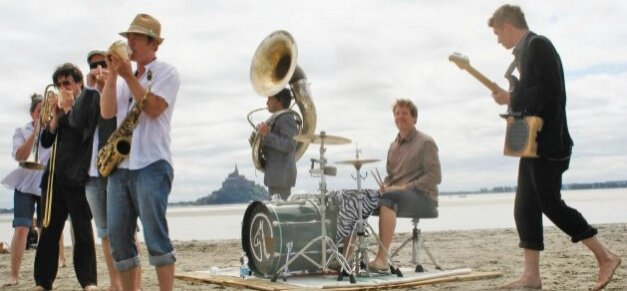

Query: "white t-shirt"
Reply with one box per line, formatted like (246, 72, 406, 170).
(1, 122, 51, 195)
(115, 59, 180, 170)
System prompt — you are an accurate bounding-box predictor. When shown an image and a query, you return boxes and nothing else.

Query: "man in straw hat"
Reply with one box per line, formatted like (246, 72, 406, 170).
(100, 13, 180, 291)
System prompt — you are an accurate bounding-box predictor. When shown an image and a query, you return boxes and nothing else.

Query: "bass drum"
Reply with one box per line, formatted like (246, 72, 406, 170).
(241, 198, 339, 277)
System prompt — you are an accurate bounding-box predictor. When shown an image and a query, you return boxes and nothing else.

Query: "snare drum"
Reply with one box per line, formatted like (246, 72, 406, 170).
(241, 198, 339, 276)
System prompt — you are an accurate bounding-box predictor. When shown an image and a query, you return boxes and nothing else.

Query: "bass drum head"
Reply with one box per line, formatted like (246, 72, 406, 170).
(241, 201, 275, 275)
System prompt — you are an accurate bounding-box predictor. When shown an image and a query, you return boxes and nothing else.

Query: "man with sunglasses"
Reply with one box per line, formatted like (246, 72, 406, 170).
(86, 50, 108, 92)
(33, 63, 101, 291)
(84, 50, 144, 290)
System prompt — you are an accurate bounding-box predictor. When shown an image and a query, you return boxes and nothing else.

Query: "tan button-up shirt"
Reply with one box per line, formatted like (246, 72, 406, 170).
(384, 128, 441, 201)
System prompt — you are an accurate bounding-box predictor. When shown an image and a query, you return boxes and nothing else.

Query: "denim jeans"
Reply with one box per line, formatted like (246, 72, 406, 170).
(107, 160, 176, 271)
(85, 176, 108, 238)
(12, 189, 40, 228)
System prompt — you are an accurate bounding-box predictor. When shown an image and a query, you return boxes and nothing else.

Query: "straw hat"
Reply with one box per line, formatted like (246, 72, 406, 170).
(119, 13, 164, 44)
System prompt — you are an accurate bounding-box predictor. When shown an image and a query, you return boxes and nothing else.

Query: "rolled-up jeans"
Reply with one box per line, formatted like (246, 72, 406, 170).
(107, 160, 176, 271)
(85, 176, 108, 238)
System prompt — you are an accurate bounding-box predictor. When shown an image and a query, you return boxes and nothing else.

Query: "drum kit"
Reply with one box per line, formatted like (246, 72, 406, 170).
(242, 130, 402, 283)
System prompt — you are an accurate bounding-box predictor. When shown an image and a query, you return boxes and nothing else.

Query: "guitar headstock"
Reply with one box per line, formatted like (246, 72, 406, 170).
(448, 52, 470, 70)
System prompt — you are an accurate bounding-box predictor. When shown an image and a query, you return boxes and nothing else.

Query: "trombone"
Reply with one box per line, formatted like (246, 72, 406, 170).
(19, 84, 58, 228)
(20, 84, 57, 170)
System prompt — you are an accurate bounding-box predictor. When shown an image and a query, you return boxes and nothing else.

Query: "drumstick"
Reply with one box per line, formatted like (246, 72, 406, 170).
(375, 168, 384, 187)
(371, 168, 383, 188)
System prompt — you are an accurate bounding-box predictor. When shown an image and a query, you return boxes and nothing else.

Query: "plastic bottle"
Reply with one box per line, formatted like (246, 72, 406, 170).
(239, 253, 251, 279)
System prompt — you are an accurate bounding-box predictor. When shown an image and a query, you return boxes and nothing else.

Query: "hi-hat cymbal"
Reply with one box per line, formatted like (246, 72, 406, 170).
(336, 158, 381, 166)
(294, 133, 352, 145)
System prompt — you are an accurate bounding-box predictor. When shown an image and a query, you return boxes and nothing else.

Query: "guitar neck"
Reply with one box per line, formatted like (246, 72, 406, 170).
(463, 66, 499, 93)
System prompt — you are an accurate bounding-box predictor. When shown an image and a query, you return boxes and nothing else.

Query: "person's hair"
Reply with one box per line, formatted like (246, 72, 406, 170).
(29, 93, 43, 114)
(52, 63, 83, 88)
(393, 98, 418, 119)
(273, 88, 293, 109)
(488, 4, 528, 29)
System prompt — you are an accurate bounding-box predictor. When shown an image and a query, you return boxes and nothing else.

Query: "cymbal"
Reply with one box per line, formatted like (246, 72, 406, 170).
(293, 133, 352, 145)
(336, 158, 381, 167)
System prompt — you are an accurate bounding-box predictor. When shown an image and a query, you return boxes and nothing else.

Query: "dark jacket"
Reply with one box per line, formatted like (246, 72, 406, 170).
(511, 32, 573, 159)
(41, 88, 101, 188)
(262, 111, 298, 188)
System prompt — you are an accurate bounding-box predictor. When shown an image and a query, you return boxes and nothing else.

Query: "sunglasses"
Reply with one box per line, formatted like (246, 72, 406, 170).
(55, 80, 72, 87)
(89, 60, 107, 70)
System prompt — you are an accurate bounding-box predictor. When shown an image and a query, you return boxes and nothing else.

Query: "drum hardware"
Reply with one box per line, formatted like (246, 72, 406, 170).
(282, 130, 357, 283)
(277, 241, 294, 282)
(336, 148, 398, 277)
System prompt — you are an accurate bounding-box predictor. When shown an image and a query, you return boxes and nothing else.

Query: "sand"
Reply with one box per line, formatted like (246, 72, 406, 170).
(1, 223, 625, 290)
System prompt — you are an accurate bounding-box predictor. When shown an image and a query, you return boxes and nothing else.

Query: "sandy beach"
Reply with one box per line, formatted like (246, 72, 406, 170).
(1, 223, 625, 290)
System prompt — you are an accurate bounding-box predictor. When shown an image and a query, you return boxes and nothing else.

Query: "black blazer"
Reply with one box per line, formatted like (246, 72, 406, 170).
(511, 32, 573, 159)
(41, 88, 101, 188)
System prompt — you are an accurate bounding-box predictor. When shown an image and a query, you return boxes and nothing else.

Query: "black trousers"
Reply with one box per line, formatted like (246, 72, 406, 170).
(515, 157, 597, 250)
(34, 182, 97, 289)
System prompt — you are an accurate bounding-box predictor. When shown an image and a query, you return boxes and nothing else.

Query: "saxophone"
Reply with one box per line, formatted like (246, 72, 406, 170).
(97, 70, 152, 177)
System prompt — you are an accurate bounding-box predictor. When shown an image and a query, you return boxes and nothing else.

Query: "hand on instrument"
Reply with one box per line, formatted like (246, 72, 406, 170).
(491, 85, 510, 105)
(106, 52, 132, 80)
(87, 65, 109, 92)
(57, 89, 74, 113)
(256, 122, 271, 136)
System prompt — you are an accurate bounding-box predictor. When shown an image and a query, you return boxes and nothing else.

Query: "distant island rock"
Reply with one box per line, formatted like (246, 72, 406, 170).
(194, 165, 269, 205)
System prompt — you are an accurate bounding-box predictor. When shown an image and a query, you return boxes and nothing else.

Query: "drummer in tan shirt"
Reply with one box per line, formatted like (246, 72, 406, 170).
(369, 98, 442, 271)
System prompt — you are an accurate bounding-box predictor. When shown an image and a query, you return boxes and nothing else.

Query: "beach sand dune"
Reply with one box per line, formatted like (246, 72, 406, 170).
(1, 223, 625, 290)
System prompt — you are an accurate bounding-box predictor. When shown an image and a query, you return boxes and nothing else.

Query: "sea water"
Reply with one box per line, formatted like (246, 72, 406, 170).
(1, 188, 626, 244)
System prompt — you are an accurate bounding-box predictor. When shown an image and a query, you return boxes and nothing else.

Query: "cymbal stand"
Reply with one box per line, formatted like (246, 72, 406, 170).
(341, 148, 403, 277)
(342, 148, 371, 276)
(271, 131, 356, 283)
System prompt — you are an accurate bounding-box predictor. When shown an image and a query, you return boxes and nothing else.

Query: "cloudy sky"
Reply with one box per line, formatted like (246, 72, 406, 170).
(1, 0, 626, 208)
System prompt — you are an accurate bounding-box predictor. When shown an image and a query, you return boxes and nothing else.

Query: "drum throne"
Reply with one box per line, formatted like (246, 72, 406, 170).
(389, 205, 442, 272)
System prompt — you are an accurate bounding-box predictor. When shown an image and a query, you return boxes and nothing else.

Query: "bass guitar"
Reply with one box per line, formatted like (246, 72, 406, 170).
(448, 52, 542, 158)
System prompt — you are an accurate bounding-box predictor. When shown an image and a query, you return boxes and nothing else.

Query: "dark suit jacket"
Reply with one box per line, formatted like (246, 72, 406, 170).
(262, 111, 297, 189)
(41, 88, 101, 188)
(511, 32, 573, 159)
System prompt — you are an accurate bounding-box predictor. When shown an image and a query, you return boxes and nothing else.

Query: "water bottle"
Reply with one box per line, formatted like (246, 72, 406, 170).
(239, 253, 251, 279)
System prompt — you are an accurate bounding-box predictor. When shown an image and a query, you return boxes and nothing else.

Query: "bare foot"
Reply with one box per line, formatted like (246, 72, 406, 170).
(83, 284, 99, 291)
(29, 286, 46, 291)
(498, 278, 542, 289)
(58, 259, 66, 268)
(591, 252, 621, 291)
(2, 280, 18, 287)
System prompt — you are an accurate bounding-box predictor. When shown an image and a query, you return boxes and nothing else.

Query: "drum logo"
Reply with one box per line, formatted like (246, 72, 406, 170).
(250, 213, 274, 263)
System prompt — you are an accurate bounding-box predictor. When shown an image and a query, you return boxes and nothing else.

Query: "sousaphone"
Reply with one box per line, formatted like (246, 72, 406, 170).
(248, 30, 317, 171)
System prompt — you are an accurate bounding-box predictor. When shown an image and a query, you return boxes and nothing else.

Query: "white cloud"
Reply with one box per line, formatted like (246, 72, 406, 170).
(2, 0, 627, 208)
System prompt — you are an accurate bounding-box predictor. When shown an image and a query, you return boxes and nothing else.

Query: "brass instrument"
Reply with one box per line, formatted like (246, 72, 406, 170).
(248, 30, 317, 171)
(97, 70, 152, 177)
(42, 135, 58, 228)
(20, 85, 57, 170)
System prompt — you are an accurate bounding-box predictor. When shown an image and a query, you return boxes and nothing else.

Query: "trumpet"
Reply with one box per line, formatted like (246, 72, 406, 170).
(20, 84, 57, 170)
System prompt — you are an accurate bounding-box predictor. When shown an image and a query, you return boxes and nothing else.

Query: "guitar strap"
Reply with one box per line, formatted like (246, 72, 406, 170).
(504, 59, 517, 80)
